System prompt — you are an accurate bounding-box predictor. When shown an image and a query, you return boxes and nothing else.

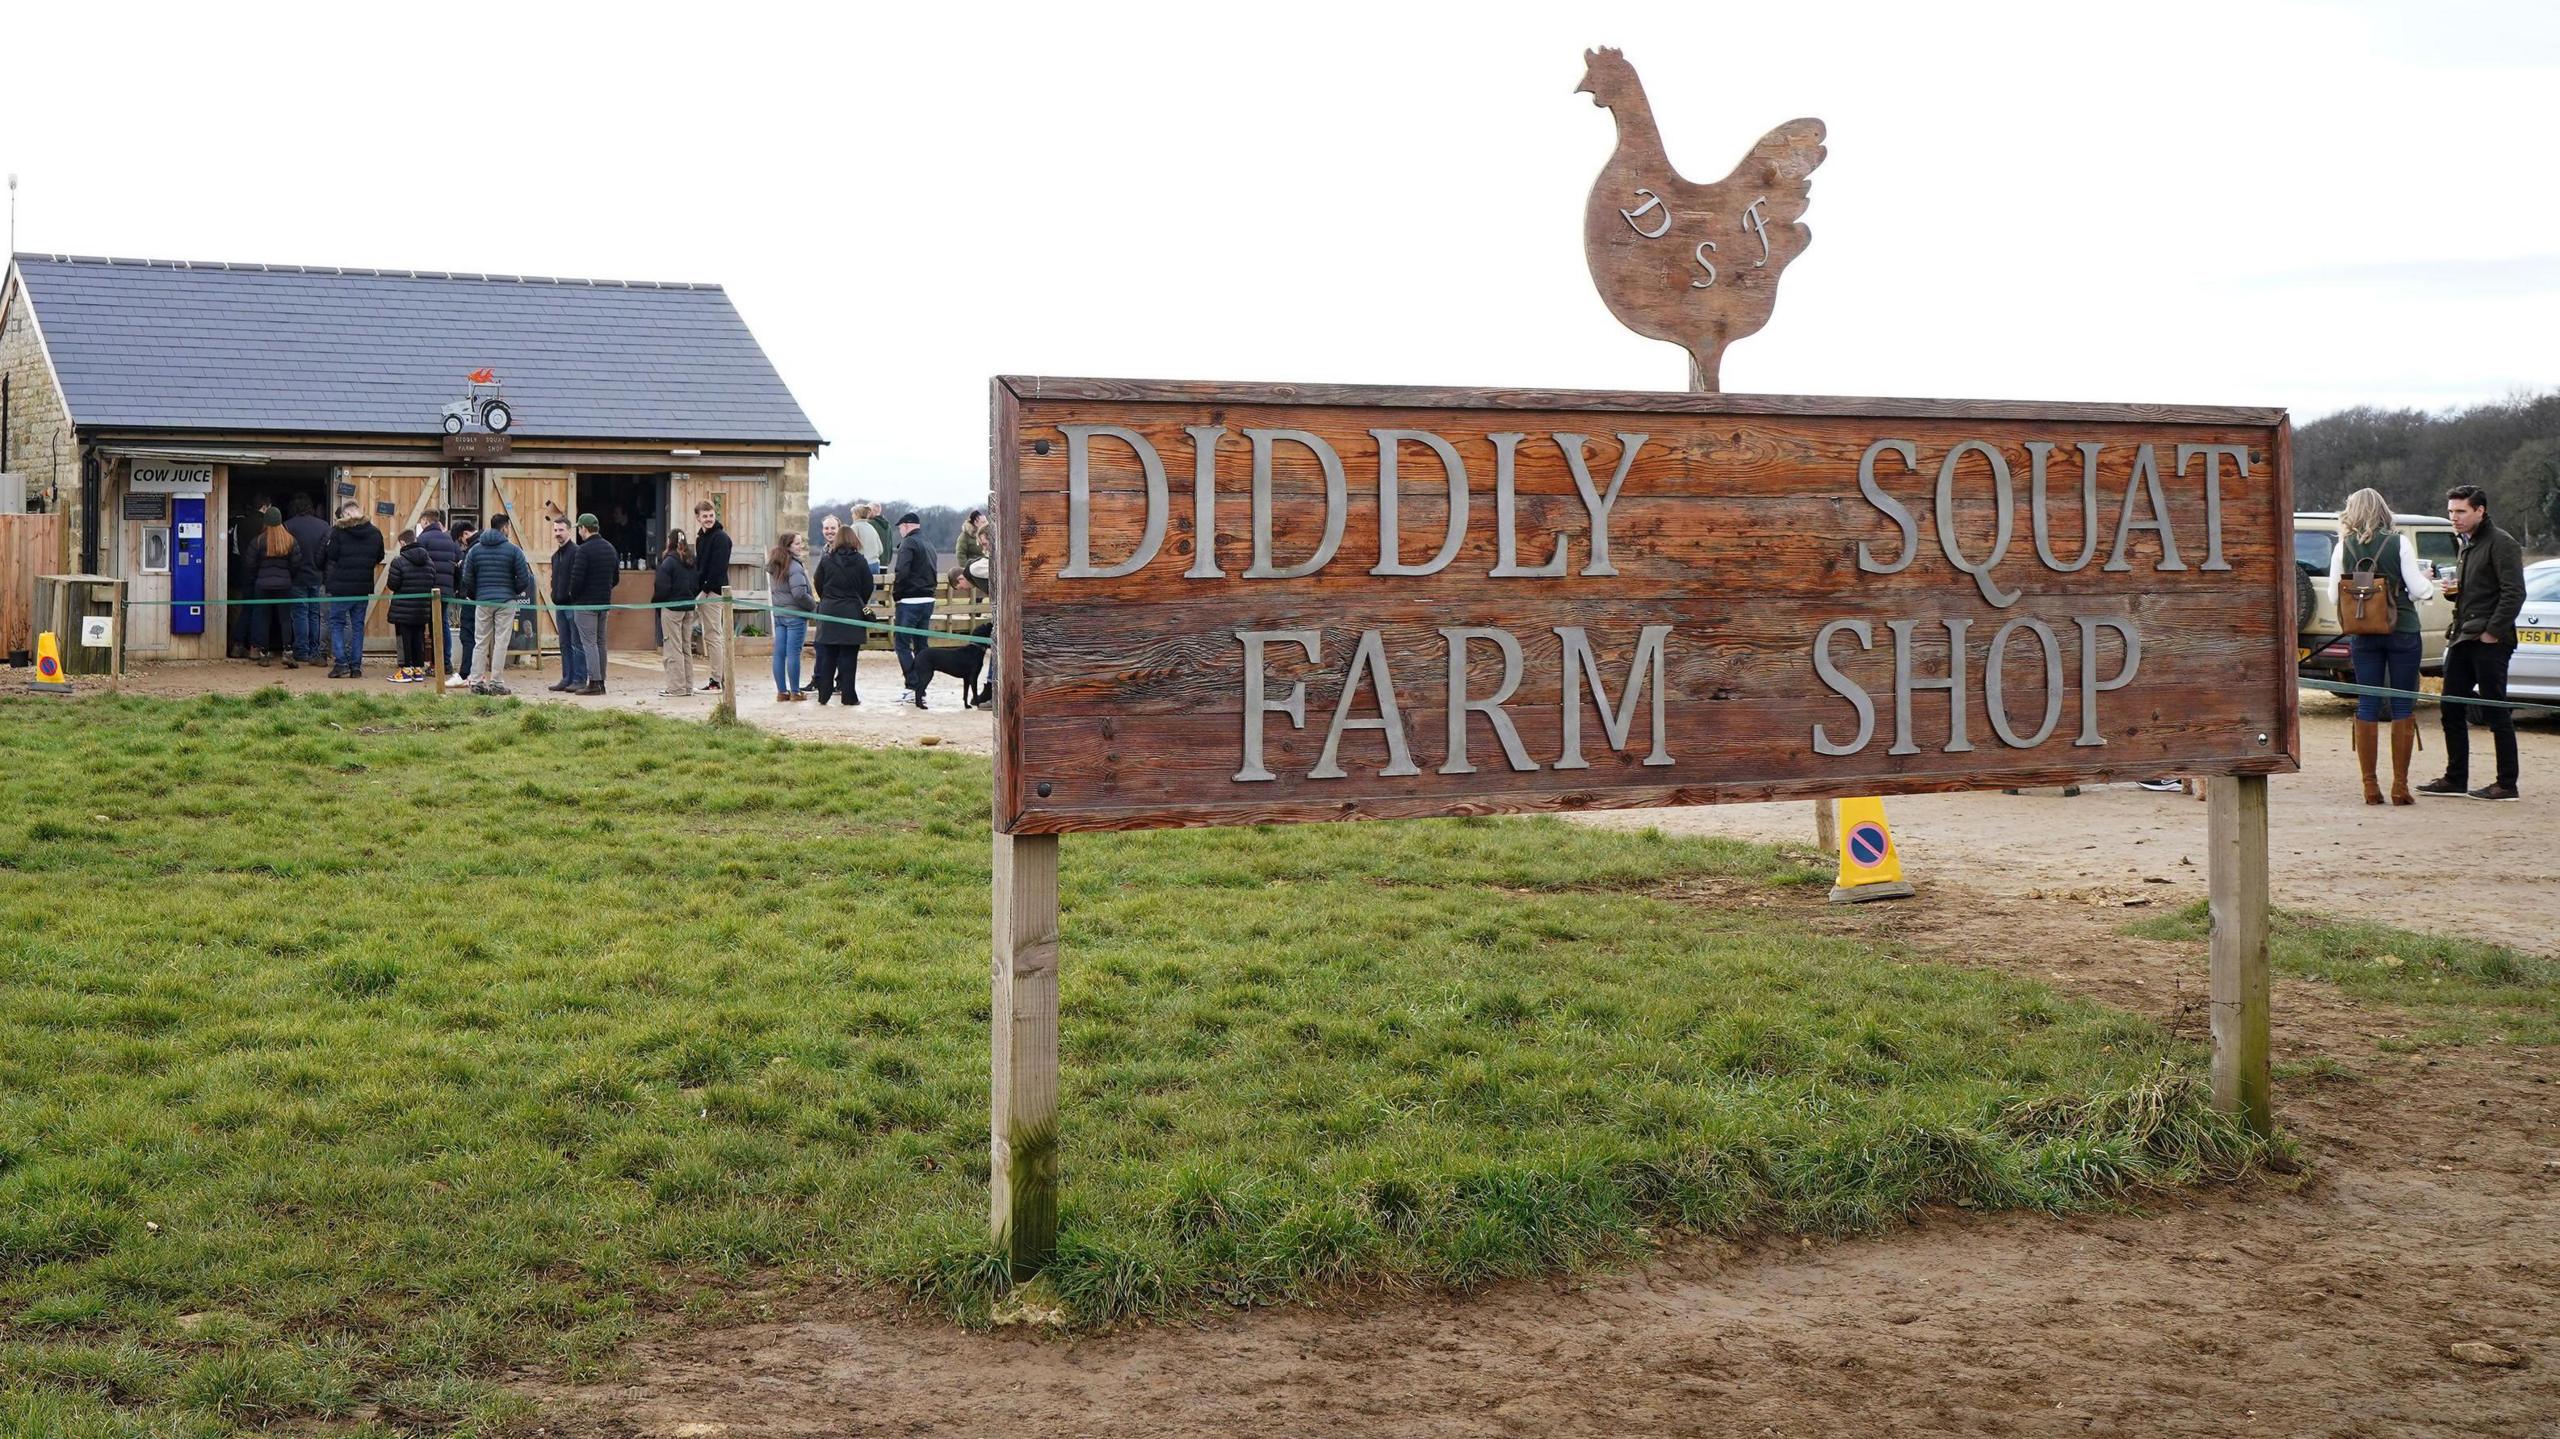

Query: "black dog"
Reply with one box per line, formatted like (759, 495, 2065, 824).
(913, 623, 994, 709)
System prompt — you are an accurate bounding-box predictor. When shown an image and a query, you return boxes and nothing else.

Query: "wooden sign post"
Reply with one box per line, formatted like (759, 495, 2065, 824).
(987, 378, 2296, 1272)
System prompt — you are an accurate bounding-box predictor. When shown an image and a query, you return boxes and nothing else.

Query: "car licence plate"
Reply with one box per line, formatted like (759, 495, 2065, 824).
(2518, 627, 2560, 645)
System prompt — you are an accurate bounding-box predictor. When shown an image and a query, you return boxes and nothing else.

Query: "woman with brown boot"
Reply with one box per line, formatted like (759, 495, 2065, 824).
(2329, 488, 2437, 805)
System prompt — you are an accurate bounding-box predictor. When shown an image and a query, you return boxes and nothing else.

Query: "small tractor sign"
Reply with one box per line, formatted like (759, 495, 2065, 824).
(441, 369, 515, 435)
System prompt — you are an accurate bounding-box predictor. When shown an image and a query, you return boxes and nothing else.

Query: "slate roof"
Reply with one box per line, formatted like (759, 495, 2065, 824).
(10, 253, 823, 445)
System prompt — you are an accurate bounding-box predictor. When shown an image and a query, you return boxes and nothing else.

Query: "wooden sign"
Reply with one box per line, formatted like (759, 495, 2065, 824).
(1579, 49, 1822, 390)
(443, 432, 511, 460)
(990, 378, 2298, 835)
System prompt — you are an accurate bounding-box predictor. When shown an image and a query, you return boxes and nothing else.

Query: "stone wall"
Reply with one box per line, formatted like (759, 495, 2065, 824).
(0, 273, 76, 567)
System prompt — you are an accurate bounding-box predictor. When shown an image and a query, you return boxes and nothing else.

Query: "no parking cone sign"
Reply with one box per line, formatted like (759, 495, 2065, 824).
(28, 632, 72, 694)
(1828, 797, 1914, 904)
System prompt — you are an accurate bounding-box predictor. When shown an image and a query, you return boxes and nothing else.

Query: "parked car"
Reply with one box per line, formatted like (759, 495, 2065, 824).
(2293, 510, 2461, 680)
(2510, 558, 2560, 706)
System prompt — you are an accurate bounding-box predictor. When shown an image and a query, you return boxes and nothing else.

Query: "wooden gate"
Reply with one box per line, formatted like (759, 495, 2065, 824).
(0, 514, 65, 660)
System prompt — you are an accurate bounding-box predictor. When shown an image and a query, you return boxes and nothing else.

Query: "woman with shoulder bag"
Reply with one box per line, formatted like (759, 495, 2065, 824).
(812, 523, 875, 706)
(2329, 487, 2438, 805)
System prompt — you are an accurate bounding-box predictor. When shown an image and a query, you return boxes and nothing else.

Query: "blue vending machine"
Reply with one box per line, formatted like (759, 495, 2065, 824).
(172, 497, 208, 635)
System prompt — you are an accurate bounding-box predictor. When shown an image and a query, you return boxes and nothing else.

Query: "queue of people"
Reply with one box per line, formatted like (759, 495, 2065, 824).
(218, 496, 983, 708)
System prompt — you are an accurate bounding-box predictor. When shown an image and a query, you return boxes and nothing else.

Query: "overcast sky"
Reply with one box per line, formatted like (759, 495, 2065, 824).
(9, 1, 2556, 506)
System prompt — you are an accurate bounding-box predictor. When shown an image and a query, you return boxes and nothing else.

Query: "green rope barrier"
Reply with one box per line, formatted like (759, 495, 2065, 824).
(2298, 676, 2560, 716)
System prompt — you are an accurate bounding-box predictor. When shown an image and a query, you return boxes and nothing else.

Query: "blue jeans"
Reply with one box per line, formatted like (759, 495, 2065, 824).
(893, 599, 933, 695)
(291, 585, 324, 659)
(328, 598, 368, 671)
(558, 610, 586, 686)
(2348, 629, 2421, 721)
(771, 616, 807, 694)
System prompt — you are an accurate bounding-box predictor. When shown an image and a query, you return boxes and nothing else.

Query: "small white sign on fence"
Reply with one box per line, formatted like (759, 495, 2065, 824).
(80, 616, 113, 648)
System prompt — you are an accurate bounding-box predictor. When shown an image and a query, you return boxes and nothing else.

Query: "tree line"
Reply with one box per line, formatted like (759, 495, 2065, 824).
(2295, 390, 2560, 549)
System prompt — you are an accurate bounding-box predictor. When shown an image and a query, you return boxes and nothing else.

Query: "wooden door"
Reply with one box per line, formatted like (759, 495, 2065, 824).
(672, 474, 771, 595)
(486, 469, 573, 654)
(346, 469, 445, 640)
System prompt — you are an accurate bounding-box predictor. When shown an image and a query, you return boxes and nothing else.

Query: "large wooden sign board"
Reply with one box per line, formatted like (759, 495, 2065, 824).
(991, 378, 2298, 834)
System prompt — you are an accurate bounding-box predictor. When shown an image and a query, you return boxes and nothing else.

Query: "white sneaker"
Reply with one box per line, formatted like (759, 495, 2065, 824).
(444, 673, 469, 688)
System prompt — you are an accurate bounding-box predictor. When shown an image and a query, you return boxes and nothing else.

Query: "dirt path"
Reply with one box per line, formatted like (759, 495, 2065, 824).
(1569, 701, 2560, 957)
(520, 879, 2559, 1439)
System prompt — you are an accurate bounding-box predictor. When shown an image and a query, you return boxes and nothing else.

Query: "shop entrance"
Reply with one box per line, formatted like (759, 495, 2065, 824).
(574, 473, 670, 572)
(221, 463, 335, 656)
(573, 473, 672, 656)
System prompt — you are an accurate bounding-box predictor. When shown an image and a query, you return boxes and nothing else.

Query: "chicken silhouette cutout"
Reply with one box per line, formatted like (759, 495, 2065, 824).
(1579, 48, 1824, 391)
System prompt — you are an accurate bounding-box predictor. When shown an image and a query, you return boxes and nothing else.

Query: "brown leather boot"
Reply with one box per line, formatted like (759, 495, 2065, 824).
(2353, 720, 2383, 805)
(2389, 717, 2417, 805)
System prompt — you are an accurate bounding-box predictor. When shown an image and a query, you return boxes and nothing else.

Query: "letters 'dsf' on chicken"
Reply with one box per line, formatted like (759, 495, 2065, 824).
(988, 378, 2301, 834)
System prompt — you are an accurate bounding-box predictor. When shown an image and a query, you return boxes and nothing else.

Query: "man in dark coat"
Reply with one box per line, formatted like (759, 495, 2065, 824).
(319, 502, 387, 678)
(567, 512, 620, 695)
(889, 511, 938, 708)
(692, 500, 733, 692)
(549, 517, 584, 691)
(416, 509, 464, 674)
(2418, 484, 2530, 801)
(283, 495, 332, 665)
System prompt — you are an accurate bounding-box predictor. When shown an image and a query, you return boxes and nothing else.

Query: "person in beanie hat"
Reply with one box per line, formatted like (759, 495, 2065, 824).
(890, 510, 938, 707)
(567, 512, 619, 695)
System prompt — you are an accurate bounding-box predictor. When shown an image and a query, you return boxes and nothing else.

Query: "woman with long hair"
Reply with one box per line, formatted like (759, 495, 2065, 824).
(2330, 487, 2438, 805)
(249, 515, 301, 667)
(767, 533, 814, 701)
(654, 528, 699, 697)
(812, 520, 875, 706)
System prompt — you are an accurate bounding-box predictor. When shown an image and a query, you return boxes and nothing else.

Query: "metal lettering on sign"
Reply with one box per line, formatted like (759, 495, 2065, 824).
(990, 378, 2297, 834)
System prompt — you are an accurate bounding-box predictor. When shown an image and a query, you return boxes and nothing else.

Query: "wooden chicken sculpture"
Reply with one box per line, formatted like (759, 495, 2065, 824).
(1579, 48, 1825, 391)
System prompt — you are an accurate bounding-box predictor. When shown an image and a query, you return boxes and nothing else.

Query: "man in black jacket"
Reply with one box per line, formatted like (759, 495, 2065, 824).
(692, 500, 733, 692)
(2418, 484, 2529, 801)
(567, 513, 620, 695)
(548, 517, 584, 691)
(283, 496, 332, 665)
(416, 509, 464, 674)
(319, 503, 387, 678)
(889, 511, 938, 708)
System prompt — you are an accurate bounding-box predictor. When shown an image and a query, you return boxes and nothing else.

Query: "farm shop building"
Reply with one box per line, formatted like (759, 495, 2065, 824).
(0, 253, 821, 659)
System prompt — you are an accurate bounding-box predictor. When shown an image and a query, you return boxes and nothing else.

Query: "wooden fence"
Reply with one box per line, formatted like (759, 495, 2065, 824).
(0, 514, 64, 662)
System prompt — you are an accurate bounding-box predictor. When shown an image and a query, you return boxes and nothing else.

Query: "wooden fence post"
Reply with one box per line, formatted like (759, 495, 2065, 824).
(1813, 796, 1838, 855)
(714, 598, 738, 722)
(2208, 774, 2272, 1135)
(107, 583, 126, 693)
(430, 590, 446, 697)
(991, 830, 1061, 1279)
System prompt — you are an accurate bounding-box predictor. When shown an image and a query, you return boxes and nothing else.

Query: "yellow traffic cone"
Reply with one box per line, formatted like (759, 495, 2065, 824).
(28, 632, 73, 694)
(1828, 796, 1914, 904)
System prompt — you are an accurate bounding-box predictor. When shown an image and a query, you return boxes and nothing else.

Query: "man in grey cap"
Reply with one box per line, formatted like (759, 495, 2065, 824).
(890, 510, 938, 707)
(567, 511, 620, 695)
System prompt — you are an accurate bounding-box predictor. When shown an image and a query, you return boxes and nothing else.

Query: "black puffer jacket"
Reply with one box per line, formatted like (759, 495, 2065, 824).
(415, 525, 463, 596)
(814, 548, 875, 646)
(320, 517, 387, 597)
(249, 534, 300, 597)
(653, 551, 698, 610)
(570, 534, 620, 606)
(385, 543, 439, 626)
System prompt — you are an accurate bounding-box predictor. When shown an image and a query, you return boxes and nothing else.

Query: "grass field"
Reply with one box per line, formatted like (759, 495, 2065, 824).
(2128, 902, 2560, 1047)
(0, 692, 2272, 1437)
